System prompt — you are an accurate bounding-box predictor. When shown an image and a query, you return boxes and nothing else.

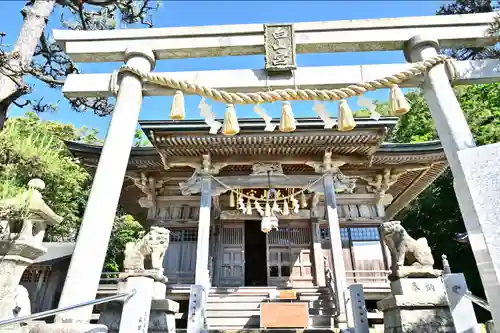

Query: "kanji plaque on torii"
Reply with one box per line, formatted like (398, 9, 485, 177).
(264, 24, 297, 72)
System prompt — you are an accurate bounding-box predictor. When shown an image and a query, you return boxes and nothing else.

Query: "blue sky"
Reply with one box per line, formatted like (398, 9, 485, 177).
(1, 0, 450, 137)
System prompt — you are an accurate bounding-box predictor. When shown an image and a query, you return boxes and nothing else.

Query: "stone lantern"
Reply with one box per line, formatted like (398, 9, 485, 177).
(0, 179, 63, 323)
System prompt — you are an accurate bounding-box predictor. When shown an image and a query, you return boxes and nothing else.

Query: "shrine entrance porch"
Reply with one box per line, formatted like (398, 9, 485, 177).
(245, 221, 268, 287)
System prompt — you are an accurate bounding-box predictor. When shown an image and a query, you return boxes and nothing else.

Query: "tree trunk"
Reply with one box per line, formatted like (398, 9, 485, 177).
(0, 0, 56, 129)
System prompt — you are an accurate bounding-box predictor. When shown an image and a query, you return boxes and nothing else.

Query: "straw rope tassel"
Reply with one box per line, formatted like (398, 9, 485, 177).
(300, 192, 307, 208)
(389, 85, 411, 116)
(245, 199, 252, 215)
(222, 104, 240, 135)
(229, 192, 235, 208)
(265, 202, 271, 217)
(169, 90, 185, 120)
(282, 200, 290, 216)
(338, 100, 356, 131)
(279, 101, 296, 132)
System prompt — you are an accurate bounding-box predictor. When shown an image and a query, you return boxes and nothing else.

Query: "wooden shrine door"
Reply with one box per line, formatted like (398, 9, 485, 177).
(218, 222, 245, 287)
(267, 223, 313, 287)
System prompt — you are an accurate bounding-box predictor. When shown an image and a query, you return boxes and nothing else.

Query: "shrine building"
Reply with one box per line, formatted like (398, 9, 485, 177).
(64, 115, 446, 329)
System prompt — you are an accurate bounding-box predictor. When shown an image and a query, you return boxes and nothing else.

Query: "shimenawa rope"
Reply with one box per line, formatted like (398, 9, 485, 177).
(209, 174, 325, 202)
(109, 55, 459, 103)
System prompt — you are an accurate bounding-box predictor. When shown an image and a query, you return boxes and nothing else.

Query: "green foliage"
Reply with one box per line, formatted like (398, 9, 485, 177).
(388, 91, 438, 143)
(0, 112, 91, 240)
(134, 128, 151, 147)
(104, 214, 144, 272)
(352, 102, 391, 118)
(392, 83, 500, 321)
(0, 112, 144, 271)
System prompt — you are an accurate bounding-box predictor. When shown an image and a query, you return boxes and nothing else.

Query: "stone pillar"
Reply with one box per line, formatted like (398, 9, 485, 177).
(323, 174, 350, 326)
(56, 46, 155, 323)
(378, 274, 455, 333)
(98, 274, 179, 333)
(442, 273, 480, 333)
(349, 284, 369, 333)
(311, 221, 326, 287)
(119, 276, 155, 333)
(404, 35, 500, 328)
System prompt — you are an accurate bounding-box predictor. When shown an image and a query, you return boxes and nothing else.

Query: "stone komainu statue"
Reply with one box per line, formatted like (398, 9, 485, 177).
(123, 226, 170, 275)
(379, 221, 434, 274)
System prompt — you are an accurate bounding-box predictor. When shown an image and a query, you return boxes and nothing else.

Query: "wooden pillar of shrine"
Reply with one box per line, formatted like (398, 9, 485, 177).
(311, 220, 326, 287)
(195, 155, 215, 287)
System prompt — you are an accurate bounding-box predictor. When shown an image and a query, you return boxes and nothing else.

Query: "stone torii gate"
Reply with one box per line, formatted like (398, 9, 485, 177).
(52, 12, 500, 328)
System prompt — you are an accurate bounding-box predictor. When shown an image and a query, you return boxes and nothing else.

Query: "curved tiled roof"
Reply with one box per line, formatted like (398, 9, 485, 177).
(66, 117, 448, 219)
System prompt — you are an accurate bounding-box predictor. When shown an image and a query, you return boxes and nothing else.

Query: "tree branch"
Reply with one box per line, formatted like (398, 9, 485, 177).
(1, 0, 159, 120)
(24, 67, 65, 86)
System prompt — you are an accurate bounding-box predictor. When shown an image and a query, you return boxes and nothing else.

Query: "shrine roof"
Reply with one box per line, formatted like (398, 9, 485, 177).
(141, 117, 396, 158)
(66, 117, 448, 220)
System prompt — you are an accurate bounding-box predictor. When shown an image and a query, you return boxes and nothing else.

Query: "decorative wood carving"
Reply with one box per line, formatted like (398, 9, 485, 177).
(251, 162, 284, 176)
(179, 154, 227, 196)
(201, 154, 227, 175)
(361, 168, 406, 205)
(129, 172, 164, 206)
(305, 152, 346, 174)
(156, 148, 172, 171)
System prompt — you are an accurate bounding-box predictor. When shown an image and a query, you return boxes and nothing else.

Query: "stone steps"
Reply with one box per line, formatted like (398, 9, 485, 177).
(205, 287, 336, 329)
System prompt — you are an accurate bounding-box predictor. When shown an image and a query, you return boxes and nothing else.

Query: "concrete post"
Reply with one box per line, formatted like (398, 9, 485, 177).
(404, 35, 500, 328)
(56, 46, 155, 323)
(323, 175, 351, 327)
(119, 276, 155, 333)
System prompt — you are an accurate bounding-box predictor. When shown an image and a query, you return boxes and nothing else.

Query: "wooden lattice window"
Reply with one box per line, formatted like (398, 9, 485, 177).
(169, 228, 198, 242)
(21, 266, 51, 283)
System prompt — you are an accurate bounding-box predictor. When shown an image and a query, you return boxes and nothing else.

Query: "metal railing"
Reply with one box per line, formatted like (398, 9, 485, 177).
(460, 289, 491, 312)
(0, 289, 135, 328)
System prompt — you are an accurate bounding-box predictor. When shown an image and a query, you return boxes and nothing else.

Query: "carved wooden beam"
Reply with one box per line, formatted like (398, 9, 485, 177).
(305, 151, 347, 174)
(152, 153, 366, 168)
(127, 172, 164, 204)
(360, 167, 413, 205)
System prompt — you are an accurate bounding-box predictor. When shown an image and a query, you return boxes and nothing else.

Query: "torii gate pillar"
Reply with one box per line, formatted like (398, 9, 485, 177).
(404, 35, 500, 328)
(55, 46, 156, 323)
